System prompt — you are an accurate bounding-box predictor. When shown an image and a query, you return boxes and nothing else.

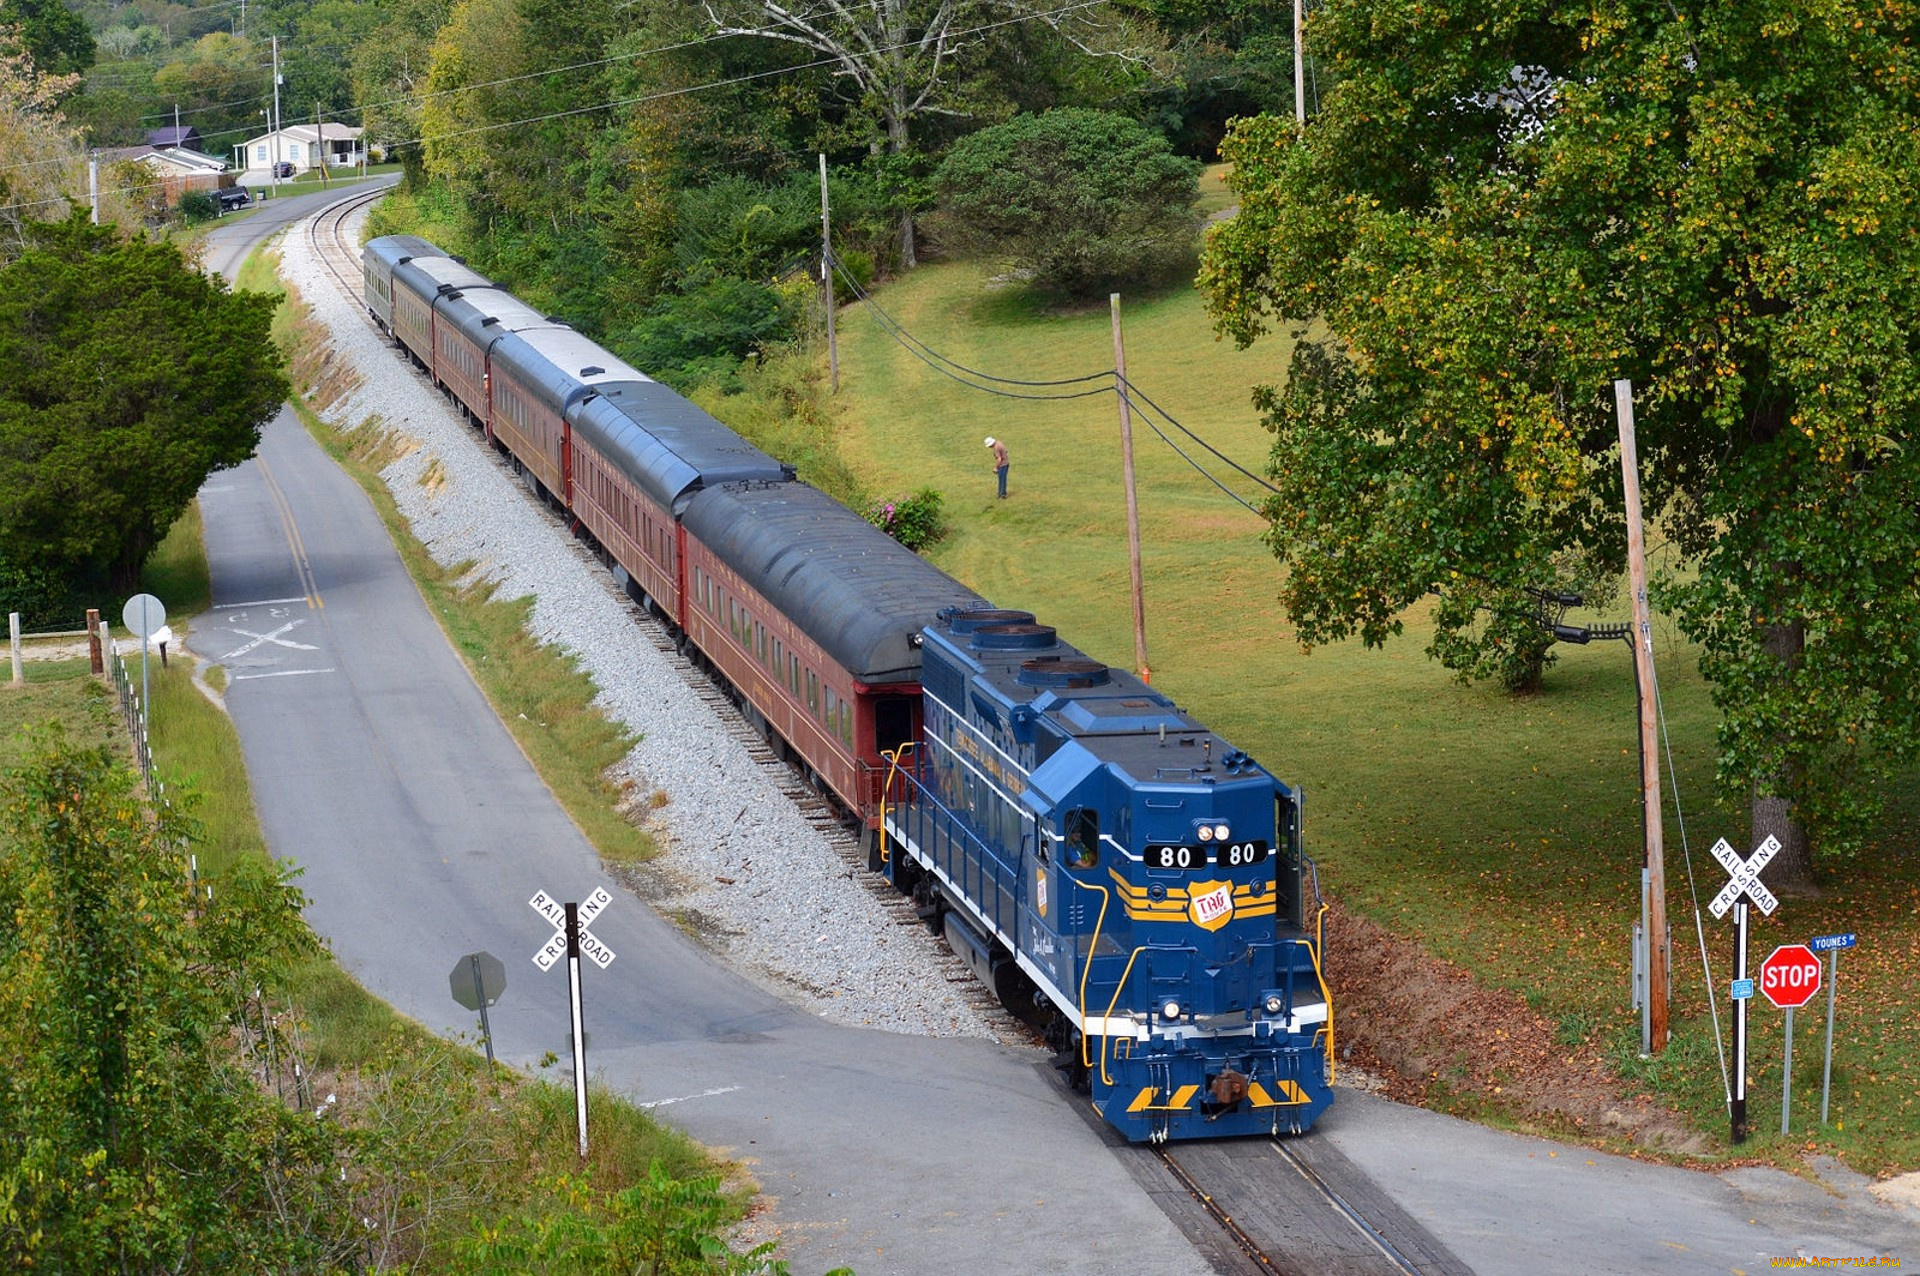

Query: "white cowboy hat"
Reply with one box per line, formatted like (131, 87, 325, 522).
(984, 437, 997, 447)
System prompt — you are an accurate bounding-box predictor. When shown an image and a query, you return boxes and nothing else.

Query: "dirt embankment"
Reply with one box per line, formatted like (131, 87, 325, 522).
(1324, 902, 1705, 1155)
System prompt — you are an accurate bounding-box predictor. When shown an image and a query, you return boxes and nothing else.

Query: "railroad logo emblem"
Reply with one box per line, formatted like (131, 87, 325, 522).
(1187, 881, 1234, 931)
(1036, 866, 1048, 919)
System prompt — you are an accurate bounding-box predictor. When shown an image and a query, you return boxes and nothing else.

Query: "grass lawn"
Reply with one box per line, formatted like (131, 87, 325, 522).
(830, 251, 1920, 1174)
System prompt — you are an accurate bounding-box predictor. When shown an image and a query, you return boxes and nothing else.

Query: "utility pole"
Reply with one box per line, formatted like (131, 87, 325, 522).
(820, 153, 837, 392)
(315, 103, 329, 186)
(1293, 0, 1306, 127)
(1616, 379, 1668, 1054)
(1111, 294, 1149, 684)
(271, 35, 282, 191)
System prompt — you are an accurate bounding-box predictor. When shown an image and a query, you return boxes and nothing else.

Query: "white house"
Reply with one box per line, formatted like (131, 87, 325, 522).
(235, 123, 366, 179)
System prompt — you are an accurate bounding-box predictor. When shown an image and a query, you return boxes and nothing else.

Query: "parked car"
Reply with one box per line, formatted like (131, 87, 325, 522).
(272, 161, 295, 178)
(217, 188, 251, 212)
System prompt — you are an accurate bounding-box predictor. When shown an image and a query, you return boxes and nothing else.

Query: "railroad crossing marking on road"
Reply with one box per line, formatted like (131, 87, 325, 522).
(1709, 834, 1781, 918)
(529, 886, 616, 971)
(221, 619, 319, 660)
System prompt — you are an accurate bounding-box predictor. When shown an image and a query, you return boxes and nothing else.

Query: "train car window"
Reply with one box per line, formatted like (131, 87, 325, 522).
(806, 669, 818, 715)
(756, 622, 766, 662)
(789, 654, 800, 696)
(823, 685, 836, 725)
(1065, 808, 1100, 868)
(840, 703, 853, 747)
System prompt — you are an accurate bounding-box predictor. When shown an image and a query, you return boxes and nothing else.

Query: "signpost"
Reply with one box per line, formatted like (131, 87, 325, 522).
(530, 885, 616, 1157)
(1709, 835, 1780, 1144)
(121, 593, 167, 745)
(1810, 931, 1857, 1125)
(1760, 942, 1821, 1135)
(448, 951, 506, 1064)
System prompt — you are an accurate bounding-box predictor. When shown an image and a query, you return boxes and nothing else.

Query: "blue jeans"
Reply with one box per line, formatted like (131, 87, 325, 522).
(996, 464, 1009, 498)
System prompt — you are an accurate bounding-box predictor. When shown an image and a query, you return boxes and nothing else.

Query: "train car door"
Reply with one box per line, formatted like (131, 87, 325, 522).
(874, 694, 917, 756)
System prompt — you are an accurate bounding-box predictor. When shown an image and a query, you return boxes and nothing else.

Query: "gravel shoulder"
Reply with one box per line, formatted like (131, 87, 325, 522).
(274, 214, 1004, 1044)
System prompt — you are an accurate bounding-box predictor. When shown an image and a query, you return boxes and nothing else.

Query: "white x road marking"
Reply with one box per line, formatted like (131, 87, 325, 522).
(222, 620, 319, 660)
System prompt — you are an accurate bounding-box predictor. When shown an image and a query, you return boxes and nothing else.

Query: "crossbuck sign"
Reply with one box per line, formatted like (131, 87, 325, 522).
(1709, 835, 1781, 918)
(530, 886, 616, 970)
(1709, 833, 1782, 1146)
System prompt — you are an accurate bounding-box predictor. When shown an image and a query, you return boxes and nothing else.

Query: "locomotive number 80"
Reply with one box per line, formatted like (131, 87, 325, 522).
(1145, 840, 1270, 870)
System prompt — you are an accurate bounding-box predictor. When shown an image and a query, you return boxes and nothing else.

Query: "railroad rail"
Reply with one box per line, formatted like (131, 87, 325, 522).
(1149, 1136, 1471, 1275)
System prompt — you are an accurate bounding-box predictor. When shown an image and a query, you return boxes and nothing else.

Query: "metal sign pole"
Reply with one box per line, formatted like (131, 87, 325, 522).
(469, 954, 495, 1065)
(1732, 901, 1748, 1144)
(1781, 1005, 1796, 1135)
(566, 901, 588, 1158)
(140, 595, 151, 734)
(1821, 946, 1839, 1124)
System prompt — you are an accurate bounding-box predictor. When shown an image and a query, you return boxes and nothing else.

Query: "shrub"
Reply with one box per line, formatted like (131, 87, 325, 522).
(865, 487, 946, 552)
(933, 108, 1202, 299)
(176, 188, 217, 222)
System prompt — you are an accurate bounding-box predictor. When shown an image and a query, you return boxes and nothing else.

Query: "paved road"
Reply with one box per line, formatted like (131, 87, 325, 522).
(191, 189, 1920, 1275)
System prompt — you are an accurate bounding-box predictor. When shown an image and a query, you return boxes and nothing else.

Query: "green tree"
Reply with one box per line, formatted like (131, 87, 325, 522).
(1199, 1, 1920, 890)
(0, 732, 348, 1270)
(0, 213, 286, 593)
(699, 0, 1164, 268)
(0, 0, 91, 76)
(935, 107, 1199, 298)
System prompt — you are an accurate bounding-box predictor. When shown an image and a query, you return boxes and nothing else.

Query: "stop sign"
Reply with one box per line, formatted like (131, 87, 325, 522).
(1759, 943, 1822, 1009)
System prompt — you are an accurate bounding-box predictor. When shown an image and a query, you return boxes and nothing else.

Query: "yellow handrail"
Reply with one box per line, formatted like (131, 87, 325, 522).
(877, 742, 918, 867)
(1308, 901, 1335, 1085)
(1059, 863, 1111, 1076)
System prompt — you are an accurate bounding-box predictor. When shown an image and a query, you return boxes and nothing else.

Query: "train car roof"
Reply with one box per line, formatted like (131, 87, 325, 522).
(436, 288, 561, 352)
(570, 383, 790, 513)
(363, 235, 446, 273)
(393, 253, 503, 299)
(488, 327, 650, 412)
(683, 482, 986, 684)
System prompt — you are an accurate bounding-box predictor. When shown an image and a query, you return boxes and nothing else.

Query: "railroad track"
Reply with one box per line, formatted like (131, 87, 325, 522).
(1148, 1136, 1470, 1276)
(306, 202, 1022, 1040)
(305, 186, 389, 299)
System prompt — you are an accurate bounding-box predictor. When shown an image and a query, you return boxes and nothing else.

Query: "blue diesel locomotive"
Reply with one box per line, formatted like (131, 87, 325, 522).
(361, 234, 1336, 1144)
(877, 608, 1333, 1142)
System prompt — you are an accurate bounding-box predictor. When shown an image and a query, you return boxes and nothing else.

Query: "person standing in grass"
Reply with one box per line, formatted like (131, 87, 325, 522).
(986, 436, 1010, 498)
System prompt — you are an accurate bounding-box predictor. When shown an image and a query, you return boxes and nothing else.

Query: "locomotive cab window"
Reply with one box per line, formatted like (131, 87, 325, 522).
(1064, 808, 1099, 868)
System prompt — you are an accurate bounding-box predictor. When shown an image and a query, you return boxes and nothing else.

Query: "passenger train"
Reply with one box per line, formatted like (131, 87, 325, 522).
(363, 235, 1335, 1142)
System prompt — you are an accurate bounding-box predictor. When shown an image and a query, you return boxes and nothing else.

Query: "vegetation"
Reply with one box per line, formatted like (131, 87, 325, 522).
(934, 107, 1200, 299)
(864, 486, 948, 553)
(0, 732, 352, 1269)
(1199, 4, 1920, 892)
(0, 214, 286, 617)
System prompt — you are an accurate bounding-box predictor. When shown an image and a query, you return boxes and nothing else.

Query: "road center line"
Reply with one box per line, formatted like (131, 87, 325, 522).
(636, 1086, 742, 1111)
(215, 597, 311, 610)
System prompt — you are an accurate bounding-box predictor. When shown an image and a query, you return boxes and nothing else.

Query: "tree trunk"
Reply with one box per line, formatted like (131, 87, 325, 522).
(1754, 616, 1818, 897)
(887, 92, 915, 270)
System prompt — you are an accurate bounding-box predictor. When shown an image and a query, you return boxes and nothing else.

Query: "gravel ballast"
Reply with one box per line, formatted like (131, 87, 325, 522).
(277, 211, 1001, 1042)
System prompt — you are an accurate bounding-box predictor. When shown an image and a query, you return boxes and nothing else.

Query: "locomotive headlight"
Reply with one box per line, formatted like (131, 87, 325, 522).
(1196, 825, 1214, 842)
(1160, 999, 1183, 1021)
(1262, 994, 1286, 1017)
(1211, 822, 1231, 841)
